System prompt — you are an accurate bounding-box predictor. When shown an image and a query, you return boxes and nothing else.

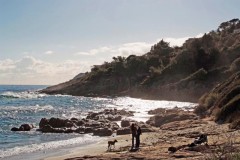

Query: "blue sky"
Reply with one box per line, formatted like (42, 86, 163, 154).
(0, 0, 239, 85)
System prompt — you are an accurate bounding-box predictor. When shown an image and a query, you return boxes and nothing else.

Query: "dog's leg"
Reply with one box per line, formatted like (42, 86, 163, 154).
(108, 144, 110, 151)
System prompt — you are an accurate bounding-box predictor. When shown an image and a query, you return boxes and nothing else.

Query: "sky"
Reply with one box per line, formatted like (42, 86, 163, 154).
(0, 0, 239, 85)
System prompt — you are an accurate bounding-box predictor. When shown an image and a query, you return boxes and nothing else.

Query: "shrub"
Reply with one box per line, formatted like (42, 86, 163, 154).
(204, 93, 219, 109)
(199, 93, 219, 110)
(216, 94, 240, 122)
(194, 105, 208, 117)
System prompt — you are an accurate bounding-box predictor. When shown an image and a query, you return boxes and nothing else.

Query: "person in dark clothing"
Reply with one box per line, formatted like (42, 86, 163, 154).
(130, 123, 137, 149)
(135, 126, 142, 149)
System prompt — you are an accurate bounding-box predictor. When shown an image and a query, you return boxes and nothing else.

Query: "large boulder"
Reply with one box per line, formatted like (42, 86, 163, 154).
(39, 118, 49, 129)
(41, 125, 66, 133)
(40, 117, 75, 128)
(11, 127, 19, 131)
(106, 115, 122, 121)
(76, 120, 85, 126)
(93, 128, 112, 136)
(11, 124, 34, 131)
(19, 124, 34, 131)
(48, 117, 67, 128)
(121, 119, 131, 127)
(84, 127, 94, 133)
(146, 113, 197, 127)
(117, 127, 131, 135)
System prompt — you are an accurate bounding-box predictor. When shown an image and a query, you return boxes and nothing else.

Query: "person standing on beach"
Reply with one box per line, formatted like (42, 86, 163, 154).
(135, 126, 142, 149)
(130, 123, 137, 149)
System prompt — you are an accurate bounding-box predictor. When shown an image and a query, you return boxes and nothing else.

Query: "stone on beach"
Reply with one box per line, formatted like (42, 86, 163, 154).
(93, 128, 113, 136)
(11, 124, 34, 132)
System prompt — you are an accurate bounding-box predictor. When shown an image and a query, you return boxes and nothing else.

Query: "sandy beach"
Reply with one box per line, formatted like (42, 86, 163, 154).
(44, 117, 240, 160)
(44, 134, 132, 160)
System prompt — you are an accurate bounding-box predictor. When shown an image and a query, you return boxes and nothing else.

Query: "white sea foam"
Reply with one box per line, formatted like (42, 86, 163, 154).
(0, 91, 46, 99)
(108, 97, 197, 122)
(0, 134, 102, 158)
(0, 105, 54, 112)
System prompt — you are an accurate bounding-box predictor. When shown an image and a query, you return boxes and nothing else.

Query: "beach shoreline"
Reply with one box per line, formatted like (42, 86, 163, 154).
(43, 119, 240, 160)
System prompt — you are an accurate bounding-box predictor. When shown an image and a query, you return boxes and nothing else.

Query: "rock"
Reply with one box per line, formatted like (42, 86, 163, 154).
(110, 122, 120, 130)
(11, 127, 19, 131)
(93, 128, 112, 136)
(85, 121, 102, 128)
(41, 125, 66, 133)
(121, 119, 131, 127)
(84, 127, 93, 133)
(146, 113, 197, 127)
(11, 124, 34, 131)
(118, 109, 134, 116)
(19, 124, 34, 131)
(65, 121, 75, 128)
(86, 112, 99, 120)
(76, 120, 85, 126)
(98, 119, 110, 123)
(64, 128, 74, 133)
(168, 146, 177, 153)
(148, 108, 167, 115)
(229, 120, 240, 129)
(39, 118, 49, 129)
(117, 127, 130, 135)
(41, 124, 55, 133)
(75, 127, 85, 133)
(70, 117, 79, 121)
(48, 117, 67, 128)
(107, 115, 122, 121)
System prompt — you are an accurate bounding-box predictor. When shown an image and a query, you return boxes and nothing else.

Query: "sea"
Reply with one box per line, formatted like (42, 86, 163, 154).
(0, 85, 196, 160)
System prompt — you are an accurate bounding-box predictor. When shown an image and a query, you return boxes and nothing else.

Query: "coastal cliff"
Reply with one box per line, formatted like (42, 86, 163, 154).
(41, 19, 240, 103)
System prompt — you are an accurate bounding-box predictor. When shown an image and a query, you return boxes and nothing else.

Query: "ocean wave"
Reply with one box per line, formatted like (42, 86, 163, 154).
(0, 105, 54, 112)
(0, 134, 102, 158)
(0, 91, 47, 99)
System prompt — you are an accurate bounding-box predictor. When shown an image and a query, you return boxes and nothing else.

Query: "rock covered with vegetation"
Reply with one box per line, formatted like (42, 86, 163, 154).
(195, 71, 240, 128)
(41, 19, 240, 102)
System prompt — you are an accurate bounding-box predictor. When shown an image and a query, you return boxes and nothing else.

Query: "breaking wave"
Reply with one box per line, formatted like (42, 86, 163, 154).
(0, 91, 46, 99)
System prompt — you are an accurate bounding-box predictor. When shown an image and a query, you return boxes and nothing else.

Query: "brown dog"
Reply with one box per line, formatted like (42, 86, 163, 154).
(108, 139, 118, 150)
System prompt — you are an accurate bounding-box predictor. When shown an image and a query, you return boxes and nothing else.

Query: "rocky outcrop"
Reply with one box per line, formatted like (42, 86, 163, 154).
(146, 108, 198, 127)
(36, 108, 153, 136)
(86, 109, 133, 122)
(195, 72, 240, 128)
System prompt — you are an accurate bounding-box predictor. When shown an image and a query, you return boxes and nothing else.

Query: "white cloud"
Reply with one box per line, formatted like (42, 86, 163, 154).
(163, 37, 190, 47)
(74, 36, 198, 60)
(44, 50, 54, 55)
(76, 47, 111, 56)
(0, 56, 89, 85)
(75, 42, 152, 58)
(0, 59, 15, 71)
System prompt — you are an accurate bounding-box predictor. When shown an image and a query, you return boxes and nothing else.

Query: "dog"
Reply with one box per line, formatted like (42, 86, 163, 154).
(107, 139, 118, 150)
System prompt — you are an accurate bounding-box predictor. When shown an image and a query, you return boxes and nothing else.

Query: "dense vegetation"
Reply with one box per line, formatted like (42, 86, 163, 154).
(41, 19, 240, 103)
